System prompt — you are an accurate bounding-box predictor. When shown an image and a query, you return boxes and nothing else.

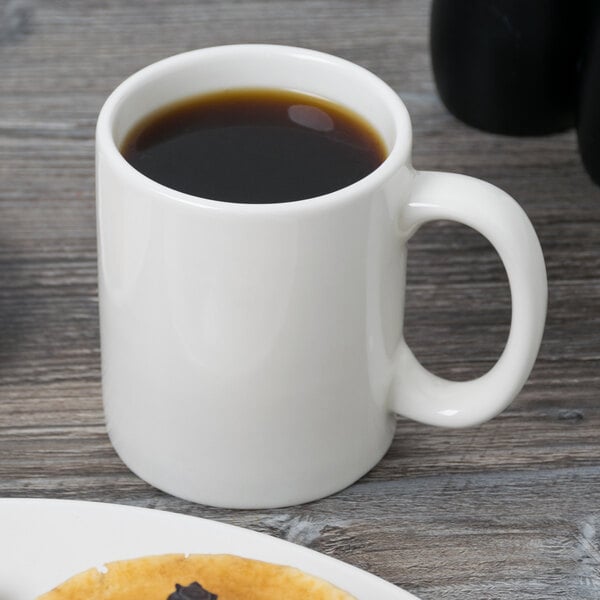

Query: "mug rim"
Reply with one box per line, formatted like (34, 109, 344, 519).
(96, 44, 412, 212)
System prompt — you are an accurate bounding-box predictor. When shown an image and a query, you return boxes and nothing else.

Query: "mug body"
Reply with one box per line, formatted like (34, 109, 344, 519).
(96, 45, 413, 508)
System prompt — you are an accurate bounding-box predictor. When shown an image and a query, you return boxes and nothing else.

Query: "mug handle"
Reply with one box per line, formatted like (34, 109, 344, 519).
(392, 170, 547, 427)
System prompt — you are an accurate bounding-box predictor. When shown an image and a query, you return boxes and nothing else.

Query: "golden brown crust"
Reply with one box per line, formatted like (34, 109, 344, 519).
(37, 554, 356, 600)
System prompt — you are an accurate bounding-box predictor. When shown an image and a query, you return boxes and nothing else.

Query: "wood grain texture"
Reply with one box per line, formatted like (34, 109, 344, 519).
(1, 1, 600, 599)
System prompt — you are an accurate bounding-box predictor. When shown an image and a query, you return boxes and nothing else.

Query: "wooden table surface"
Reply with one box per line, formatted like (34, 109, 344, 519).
(1, 1, 599, 598)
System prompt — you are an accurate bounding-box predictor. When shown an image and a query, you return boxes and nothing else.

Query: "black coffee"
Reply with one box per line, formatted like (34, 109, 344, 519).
(121, 88, 387, 203)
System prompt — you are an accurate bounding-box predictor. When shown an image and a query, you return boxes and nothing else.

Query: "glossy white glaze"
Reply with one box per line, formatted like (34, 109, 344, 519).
(96, 45, 547, 508)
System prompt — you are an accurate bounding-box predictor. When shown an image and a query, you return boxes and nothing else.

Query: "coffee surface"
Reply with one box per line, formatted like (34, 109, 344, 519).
(121, 88, 387, 203)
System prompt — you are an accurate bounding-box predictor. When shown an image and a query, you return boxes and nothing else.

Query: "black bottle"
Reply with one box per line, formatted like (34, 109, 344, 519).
(577, 2, 600, 185)
(430, 0, 584, 135)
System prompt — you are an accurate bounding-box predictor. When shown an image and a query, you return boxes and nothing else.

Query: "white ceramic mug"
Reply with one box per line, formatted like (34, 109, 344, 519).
(96, 45, 547, 508)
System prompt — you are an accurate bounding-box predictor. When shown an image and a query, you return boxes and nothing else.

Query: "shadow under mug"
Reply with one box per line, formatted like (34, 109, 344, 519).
(96, 45, 547, 508)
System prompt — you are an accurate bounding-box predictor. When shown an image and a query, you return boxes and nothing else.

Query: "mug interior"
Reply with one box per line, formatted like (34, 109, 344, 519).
(98, 45, 411, 201)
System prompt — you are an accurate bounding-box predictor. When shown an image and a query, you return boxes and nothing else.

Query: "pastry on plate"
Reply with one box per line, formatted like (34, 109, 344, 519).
(37, 553, 356, 600)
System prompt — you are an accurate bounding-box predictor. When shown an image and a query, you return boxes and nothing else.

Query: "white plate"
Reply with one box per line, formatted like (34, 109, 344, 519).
(0, 498, 420, 600)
